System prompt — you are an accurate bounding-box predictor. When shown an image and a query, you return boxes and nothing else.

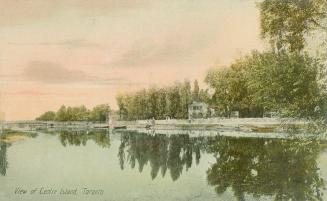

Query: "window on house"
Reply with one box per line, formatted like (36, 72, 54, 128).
(193, 106, 201, 110)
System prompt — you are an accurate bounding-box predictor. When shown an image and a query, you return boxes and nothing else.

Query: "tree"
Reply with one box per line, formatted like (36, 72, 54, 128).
(258, 0, 327, 52)
(167, 83, 182, 118)
(116, 81, 202, 120)
(205, 64, 254, 117)
(66, 106, 74, 121)
(198, 89, 210, 104)
(148, 87, 159, 119)
(206, 51, 324, 118)
(245, 51, 323, 117)
(180, 80, 192, 118)
(75, 105, 90, 121)
(55, 105, 67, 121)
(116, 93, 128, 120)
(36, 104, 112, 122)
(89, 104, 111, 122)
(36, 111, 56, 121)
(157, 88, 168, 119)
(193, 80, 200, 101)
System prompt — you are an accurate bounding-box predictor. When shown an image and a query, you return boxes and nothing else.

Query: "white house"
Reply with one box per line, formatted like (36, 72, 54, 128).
(188, 101, 208, 119)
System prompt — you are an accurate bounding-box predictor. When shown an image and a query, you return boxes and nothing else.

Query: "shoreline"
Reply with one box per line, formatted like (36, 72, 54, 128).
(2, 118, 326, 140)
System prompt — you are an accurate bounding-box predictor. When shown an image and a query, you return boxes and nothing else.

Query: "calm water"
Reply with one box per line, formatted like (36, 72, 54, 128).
(0, 129, 327, 201)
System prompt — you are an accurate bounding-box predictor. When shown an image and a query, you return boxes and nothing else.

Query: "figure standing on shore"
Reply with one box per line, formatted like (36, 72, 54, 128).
(151, 117, 156, 126)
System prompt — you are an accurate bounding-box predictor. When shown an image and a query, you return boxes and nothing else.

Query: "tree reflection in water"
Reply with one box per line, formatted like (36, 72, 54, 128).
(0, 128, 325, 200)
(0, 142, 9, 176)
(58, 130, 110, 148)
(118, 132, 325, 200)
(206, 137, 325, 201)
(118, 132, 214, 181)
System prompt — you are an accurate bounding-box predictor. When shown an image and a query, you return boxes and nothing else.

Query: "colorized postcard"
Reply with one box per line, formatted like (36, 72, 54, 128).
(0, 0, 327, 201)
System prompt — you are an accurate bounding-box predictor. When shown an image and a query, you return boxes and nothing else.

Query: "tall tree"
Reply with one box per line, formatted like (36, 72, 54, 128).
(181, 80, 192, 118)
(90, 104, 111, 122)
(258, 0, 327, 52)
(55, 105, 67, 121)
(193, 80, 200, 101)
(205, 64, 252, 117)
(116, 93, 128, 120)
(36, 111, 56, 121)
(245, 51, 323, 117)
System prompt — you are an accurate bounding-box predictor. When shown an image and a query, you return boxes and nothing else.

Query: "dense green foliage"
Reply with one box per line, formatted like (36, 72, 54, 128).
(36, 104, 111, 122)
(35, 111, 56, 121)
(206, 64, 254, 117)
(116, 80, 209, 120)
(258, 0, 327, 52)
(206, 51, 325, 118)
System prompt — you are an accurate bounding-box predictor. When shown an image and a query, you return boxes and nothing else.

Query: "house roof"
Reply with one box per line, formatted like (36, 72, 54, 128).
(189, 101, 207, 106)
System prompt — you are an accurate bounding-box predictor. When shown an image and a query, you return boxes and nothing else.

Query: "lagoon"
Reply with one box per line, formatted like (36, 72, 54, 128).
(0, 129, 326, 201)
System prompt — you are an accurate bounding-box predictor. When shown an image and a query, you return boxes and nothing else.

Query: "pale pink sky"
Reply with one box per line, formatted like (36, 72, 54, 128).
(0, 0, 264, 120)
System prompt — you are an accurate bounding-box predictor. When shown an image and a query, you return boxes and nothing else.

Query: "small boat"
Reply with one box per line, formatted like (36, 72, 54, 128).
(94, 125, 110, 129)
(114, 126, 127, 130)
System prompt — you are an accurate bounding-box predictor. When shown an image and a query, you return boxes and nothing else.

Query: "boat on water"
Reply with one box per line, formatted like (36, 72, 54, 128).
(114, 126, 127, 130)
(93, 125, 110, 129)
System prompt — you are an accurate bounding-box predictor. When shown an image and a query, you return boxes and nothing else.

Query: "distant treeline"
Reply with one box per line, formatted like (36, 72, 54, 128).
(116, 80, 209, 120)
(36, 104, 110, 122)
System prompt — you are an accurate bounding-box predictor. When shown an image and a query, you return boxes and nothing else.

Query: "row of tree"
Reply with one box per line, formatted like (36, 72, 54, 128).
(36, 104, 111, 122)
(116, 80, 209, 120)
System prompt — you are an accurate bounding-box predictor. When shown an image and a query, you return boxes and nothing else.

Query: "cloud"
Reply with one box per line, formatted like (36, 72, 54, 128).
(111, 37, 209, 68)
(22, 61, 97, 83)
(0, 0, 155, 26)
(55, 39, 104, 49)
(94, 77, 147, 86)
(21, 61, 145, 86)
(8, 39, 104, 49)
(3, 90, 56, 97)
(0, 0, 60, 26)
(67, 0, 154, 14)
